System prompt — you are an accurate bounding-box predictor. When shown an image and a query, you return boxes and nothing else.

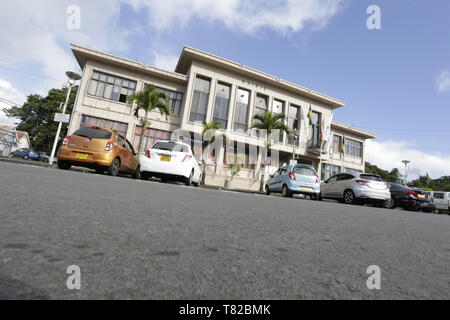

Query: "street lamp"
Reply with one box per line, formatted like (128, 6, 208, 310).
(401, 160, 410, 185)
(49, 71, 81, 165)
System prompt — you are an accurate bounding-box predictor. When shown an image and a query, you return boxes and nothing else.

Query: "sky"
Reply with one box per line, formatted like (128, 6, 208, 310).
(0, 0, 449, 179)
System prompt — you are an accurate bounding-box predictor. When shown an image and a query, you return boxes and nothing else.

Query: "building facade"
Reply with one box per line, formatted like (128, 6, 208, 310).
(68, 44, 375, 190)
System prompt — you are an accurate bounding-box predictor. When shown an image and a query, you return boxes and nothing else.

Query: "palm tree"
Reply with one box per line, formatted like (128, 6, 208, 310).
(250, 111, 290, 191)
(200, 121, 222, 185)
(128, 85, 171, 155)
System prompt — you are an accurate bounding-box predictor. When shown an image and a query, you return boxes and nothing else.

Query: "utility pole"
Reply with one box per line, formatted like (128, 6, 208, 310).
(49, 71, 81, 165)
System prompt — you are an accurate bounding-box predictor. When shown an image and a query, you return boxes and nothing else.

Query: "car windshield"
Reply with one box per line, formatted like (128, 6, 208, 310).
(152, 142, 186, 152)
(360, 174, 384, 182)
(73, 127, 112, 139)
(293, 166, 316, 176)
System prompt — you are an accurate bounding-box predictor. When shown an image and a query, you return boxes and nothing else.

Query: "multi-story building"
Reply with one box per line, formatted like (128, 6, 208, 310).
(68, 44, 375, 190)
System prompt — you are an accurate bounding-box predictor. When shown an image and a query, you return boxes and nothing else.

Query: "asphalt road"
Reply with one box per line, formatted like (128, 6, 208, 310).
(0, 161, 449, 300)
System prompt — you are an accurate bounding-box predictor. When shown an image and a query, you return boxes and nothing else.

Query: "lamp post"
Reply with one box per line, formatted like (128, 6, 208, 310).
(49, 71, 81, 165)
(401, 160, 410, 186)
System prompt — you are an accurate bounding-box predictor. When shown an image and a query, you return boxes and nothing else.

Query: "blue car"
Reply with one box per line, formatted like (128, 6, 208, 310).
(10, 148, 41, 161)
(265, 164, 320, 199)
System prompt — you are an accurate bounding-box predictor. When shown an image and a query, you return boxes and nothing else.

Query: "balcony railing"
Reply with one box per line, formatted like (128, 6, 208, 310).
(307, 139, 323, 154)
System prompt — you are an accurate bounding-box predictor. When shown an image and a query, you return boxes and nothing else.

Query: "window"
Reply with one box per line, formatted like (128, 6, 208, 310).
(213, 83, 231, 129)
(273, 99, 285, 143)
(125, 140, 136, 155)
(152, 142, 189, 153)
(233, 88, 250, 133)
(189, 77, 210, 123)
(321, 163, 341, 181)
(254, 94, 268, 116)
(345, 139, 362, 157)
(117, 135, 126, 148)
(338, 174, 354, 181)
(434, 192, 444, 200)
(88, 71, 136, 103)
(133, 127, 172, 152)
(287, 104, 300, 145)
(309, 111, 321, 148)
(154, 86, 183, 116)
(360, 174, 384, 182)
(344, 167, 362, 175)
(80, 115, 128, 137)
(332, 135, 342, 154)
(293, 166, 316, 176)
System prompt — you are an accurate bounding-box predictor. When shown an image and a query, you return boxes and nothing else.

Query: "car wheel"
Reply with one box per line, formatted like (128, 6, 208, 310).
(140, 172, 149, 181)
(282, 185, 292, 198)
(265, 185, 270, 195)
(185, 170, 194, 186)
(107, 158, 120, 176)
(383, 198, 396, 209)
(132, 166, 141, 179)
(57, 160, 71, 170)
(95, 168, 104, 175)
(343, 190, 356, 204)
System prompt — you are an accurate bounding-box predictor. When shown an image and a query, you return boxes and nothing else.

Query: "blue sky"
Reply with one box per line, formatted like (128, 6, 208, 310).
(0, 0, 449, 178)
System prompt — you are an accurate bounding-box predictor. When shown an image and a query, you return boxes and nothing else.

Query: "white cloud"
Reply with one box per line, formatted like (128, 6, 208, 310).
(0, 78, 26, 125)
(125, 0, 346, 35)
(366, 140, 450, 180)
(437, 70, 450, 93)
(152, 52, 179, 71)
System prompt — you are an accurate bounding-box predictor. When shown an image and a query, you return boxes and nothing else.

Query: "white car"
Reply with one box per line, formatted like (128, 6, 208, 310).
(140, 141, 202, 186)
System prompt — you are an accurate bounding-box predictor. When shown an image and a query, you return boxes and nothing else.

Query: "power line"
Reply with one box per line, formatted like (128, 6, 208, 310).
(0, 64, 63, 81)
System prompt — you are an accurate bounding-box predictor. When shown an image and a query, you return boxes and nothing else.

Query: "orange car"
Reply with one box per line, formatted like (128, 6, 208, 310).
(57, 126, 140, 178)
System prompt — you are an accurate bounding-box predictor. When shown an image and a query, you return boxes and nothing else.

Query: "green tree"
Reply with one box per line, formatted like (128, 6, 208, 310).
(250, 111, 290, 191)
(128, 85, 171, 155)
(365, 162, 401, 183)
(4, 87, 78, 152)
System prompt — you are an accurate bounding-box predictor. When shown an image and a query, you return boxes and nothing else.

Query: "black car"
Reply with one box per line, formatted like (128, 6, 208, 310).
(384, 183, 434, 212)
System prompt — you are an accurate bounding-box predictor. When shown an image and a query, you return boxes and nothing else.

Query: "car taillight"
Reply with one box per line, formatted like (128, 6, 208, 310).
(63, 136, 70, 145)
(182, 155, 192, 162)
(104, 141, 113, 151)
(356, 179, 369, 185)
(145, 150, 151, 158)
(289, 172, 296, 180)
(403, 190, 418, 197)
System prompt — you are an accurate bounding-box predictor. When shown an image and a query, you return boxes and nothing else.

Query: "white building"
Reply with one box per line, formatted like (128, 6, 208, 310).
(68, 44, 375, 190)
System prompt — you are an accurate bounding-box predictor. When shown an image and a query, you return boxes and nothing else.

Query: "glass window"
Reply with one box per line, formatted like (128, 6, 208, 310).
(309, 111, 321, 148)
(344, 167, 362, 175)
(272, 99, 284, 143)
(360, 174, 384, 182)
(344, 139, 362, 157)
(287, 104, 300, 145)
(233, 88, 250, 133)
(153, 86, 184, 116)
(189, 77, 210, 123)
(133, 127, 172, 152)
(293, 166, 316, 176)
(88, 71, 136, 103)
(79, 115, 128, 137)
(213, 83, 231, 129)
(321, 163, 341, 181)
(254, 94, 268, 116)
(332, 135, 342, 154)
(73, 127, 112, 140)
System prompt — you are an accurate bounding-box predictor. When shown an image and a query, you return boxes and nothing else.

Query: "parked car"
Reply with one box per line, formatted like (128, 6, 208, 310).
(38, 151, 49, 162)
(430, 191, 450, 214)
(9, 148, 41, 161)
(57, 126, 140, 177)
(383, 183, 433, 211)
(140, 141, 202, 186)
(320, 173, 391, 205)
(412, 188, 436, 213)
(265, 164, 320, 199)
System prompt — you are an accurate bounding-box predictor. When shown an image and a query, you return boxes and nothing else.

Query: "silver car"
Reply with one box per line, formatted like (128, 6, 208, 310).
(320, 173, 391, 205)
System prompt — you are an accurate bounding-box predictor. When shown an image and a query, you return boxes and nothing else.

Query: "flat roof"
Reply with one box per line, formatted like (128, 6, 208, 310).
(175, 46, 345, 109)
(331, 121, 376, 139)
(70, 44, 188, 84)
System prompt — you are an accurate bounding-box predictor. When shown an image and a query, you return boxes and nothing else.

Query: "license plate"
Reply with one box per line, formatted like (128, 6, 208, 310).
(298, 187, 311, 191)
(75, 153, 89, 160)
(160, 155, 171, 162)
(417, 194, 425, 198)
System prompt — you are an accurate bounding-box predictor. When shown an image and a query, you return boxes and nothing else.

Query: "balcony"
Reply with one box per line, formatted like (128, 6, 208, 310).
(307, 139, 324, 155)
